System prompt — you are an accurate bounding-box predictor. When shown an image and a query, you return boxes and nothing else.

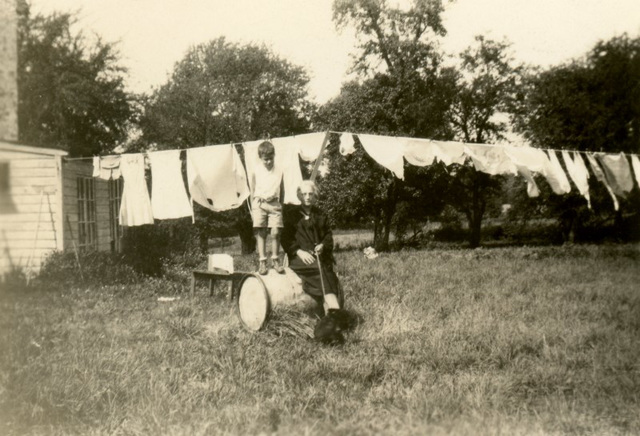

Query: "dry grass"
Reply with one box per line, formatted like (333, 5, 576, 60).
(1, 244, 639, 435)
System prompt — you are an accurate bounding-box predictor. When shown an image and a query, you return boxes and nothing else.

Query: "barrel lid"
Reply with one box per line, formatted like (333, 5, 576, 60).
(236, 274, 270, 331)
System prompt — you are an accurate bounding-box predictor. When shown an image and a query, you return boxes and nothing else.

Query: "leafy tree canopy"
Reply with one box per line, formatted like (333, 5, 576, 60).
(17, 2, 133, 156)
(513, 34, 640, 153)
(139, 37, 313, 149)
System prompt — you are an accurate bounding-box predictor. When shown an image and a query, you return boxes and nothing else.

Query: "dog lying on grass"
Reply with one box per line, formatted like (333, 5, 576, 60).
(314, 309, 353, 345)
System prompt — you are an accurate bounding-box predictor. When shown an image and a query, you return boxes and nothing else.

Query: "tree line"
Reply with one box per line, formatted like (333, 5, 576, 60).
(17, 0, 640, 251)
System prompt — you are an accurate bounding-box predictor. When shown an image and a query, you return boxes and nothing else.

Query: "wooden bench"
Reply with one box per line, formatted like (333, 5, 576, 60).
(190, 268, 249, 301)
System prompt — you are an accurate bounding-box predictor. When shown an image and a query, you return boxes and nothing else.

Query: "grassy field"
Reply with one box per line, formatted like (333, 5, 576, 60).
(1, 244, 639, 435)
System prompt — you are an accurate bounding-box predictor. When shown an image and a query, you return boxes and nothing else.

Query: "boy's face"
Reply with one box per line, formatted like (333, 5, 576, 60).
(259, 153, 274, 170)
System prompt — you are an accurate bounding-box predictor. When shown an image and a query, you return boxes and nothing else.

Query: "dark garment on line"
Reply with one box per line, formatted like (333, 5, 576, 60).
(281, 205, 339, 298)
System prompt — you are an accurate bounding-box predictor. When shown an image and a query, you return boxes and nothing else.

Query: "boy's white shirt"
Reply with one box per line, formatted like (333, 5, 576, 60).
(252, 161, 283, 201)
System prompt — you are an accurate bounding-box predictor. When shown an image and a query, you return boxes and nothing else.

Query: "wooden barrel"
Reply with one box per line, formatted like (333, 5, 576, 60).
(236, 267, 317, 331)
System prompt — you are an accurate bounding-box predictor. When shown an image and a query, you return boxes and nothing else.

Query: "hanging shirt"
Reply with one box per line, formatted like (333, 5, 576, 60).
(187, 144, 250, 212)
(119, 154, 154, 226)
(586, 153, 619, 211)
(357, 133, 405, 179)
(464, 144, 517, 175)
(339, 133, 356, 156)
(148, 150, 193, 220)
(243, 138, 303, 205)
(403, 138, 437, 166)
(92, 155, 121, 180)
(562, 151, 591, 208)
(630, 155, 640, 190)
(597, 152, 633, 197)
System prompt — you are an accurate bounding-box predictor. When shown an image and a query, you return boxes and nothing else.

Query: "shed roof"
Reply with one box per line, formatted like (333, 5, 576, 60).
(0, 141, 68, 157)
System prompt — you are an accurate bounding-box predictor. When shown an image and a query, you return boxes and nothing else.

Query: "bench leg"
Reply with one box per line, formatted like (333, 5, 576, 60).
(190, 273, 196, 297)
(209, 278, 214, 297)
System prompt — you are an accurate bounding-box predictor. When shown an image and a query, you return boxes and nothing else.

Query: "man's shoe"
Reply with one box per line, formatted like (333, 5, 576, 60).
(258, 260, 268, 275)
(272, 258, 285, 274)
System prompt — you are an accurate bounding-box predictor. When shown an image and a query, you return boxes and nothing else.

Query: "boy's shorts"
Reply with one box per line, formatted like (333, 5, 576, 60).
(252, 197, 283, 228)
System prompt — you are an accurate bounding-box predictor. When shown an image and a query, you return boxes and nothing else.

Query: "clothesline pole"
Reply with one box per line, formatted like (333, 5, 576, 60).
(310, 131, 331, 182)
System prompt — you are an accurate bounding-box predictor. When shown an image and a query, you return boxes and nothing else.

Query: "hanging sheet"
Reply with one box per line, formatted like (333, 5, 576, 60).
(148, 150, 193, 220)
(631, 155, 640, 190)
(464, 144, 517, 175)
(562, 151, 591, 208)
(597, 152, 633, 197)
(295, 132, 328, 162)
(586, 153, 619, 211)
(403, 138, 437, 167)
(357, 134, 405, 180)
(544, 150, 572, 195)
(339, 133, 356, 156)
(187, 144, 249, 212)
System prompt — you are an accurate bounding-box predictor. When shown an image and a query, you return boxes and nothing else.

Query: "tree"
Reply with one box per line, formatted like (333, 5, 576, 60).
(320, 0, 454, 250)
(17, 3, 133, 156)
(513, 34, 640, 154)
(138, 37, 313, 254)
(446, 36, 524, 247)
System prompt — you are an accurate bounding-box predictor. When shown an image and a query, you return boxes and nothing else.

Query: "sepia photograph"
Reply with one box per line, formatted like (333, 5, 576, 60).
(1, 0, 639, 434)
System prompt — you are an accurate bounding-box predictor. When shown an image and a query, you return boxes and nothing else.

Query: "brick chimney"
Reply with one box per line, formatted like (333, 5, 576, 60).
(0, 0, 18, 141)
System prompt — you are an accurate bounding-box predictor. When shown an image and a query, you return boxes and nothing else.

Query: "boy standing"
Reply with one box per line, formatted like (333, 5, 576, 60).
(251, 141, 285, 275)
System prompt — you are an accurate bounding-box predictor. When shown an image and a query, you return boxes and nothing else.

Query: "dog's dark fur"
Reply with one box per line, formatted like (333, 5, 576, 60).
(314, 309, 352, 345)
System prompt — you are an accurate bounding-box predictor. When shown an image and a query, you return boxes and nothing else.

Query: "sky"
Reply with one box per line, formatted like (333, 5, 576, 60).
(31, 0, 640, 104)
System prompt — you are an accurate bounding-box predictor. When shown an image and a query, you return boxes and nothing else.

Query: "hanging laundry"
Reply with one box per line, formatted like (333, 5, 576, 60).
(586, 153, 619, 211)
(119, 154, 154, 226)
(544, 150, 572, 195)
(464, 144, 517, 175)
(148, 150, 193, 220)
(339, 133, 356, 156)
(562, 151, 591, 208)
(357, 134, 405, 180)
(403, 138, 437, 167)
(92, 155, 121, 180)
(596, 152, 633, 197)
(295, 132, 328, 162)
(187, 144, 249, 212)
(431, 141, 466, 166)
(504, 146, 550, 197)
(630, 155, 640, 189)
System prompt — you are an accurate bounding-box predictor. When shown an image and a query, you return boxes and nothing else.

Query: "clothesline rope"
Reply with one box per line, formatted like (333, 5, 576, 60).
(61, 130, 640, 162)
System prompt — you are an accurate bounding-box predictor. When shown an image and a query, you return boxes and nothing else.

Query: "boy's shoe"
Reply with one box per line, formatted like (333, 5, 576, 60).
(272, 258, 285, 274)
(258, 260, 268, 275)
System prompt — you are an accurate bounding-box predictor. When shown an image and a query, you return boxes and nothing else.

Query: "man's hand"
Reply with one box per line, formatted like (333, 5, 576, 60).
(314, 244, 324, 256)
(297, 249, 315, 265)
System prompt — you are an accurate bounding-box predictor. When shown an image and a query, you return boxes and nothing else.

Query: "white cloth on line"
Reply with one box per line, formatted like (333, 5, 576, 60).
(339, 133, 356, 156)
(596, 152, 633, 197)
(464, 144, 518, 175)
(631, 155, 640, 190)
(562, 151, 591, 208)
(296, 132, 328, 162)
(148, 150, 193, 220)
(187, 144, 250, 212)
(543, 150, 572, 195)
(431, 141, 466, 166)
(586, 153, 619, 211)
(243, 138, 302, 205)
(119, 154, 154, 226)
(357, 133, 405, 179)
(92, 155, 121, 180)
(562, 151, 591, 207)
(504, 146, 550, 197)
(403, 138, 437, 167)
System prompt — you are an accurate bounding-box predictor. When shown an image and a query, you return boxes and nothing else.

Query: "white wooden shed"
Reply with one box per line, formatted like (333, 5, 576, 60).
(0, 141, 123, 278)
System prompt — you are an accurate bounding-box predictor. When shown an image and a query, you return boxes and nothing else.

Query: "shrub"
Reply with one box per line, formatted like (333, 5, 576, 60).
(36, 250, 142, 289)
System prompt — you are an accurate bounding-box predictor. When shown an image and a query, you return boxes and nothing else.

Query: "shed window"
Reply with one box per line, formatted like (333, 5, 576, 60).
(77, 177, 97, 250)
(108, 178, 123, 252)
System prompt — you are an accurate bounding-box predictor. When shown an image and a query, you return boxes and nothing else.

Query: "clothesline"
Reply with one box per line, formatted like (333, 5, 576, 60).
(60, 130, 640, 161)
